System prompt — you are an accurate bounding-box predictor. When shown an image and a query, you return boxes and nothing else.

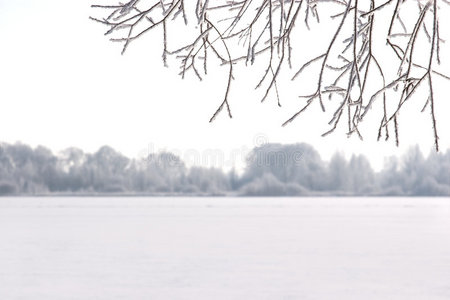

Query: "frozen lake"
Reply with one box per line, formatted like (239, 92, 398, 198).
(1, 197, 450, 299)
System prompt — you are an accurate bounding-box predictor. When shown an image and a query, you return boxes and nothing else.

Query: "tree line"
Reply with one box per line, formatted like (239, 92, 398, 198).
(0, 142, 449, 196)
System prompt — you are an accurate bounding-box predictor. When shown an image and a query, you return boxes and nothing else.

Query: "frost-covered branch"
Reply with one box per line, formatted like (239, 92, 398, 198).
(91, 0, 449, 150)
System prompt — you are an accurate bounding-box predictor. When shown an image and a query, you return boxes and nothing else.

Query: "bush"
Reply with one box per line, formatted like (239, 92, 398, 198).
(240, 173, 308, 197)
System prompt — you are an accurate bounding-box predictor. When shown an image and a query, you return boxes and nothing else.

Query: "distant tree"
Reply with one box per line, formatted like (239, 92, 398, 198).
(84, 146, 131, 192)
(228, 167, 240, 190)
(186, 167, 230, 193)
(328, 153, 351, 192)
(59, 147, 86, 171)
(399, 145, 426, 194)
(0, 145, 15, 180)
(91, 0, 449, 150)
(425, 150, 450, 187)
(0, 181, 17, 195)
(243, 143, 325, 190)
(32, 146, 60, 191)
(348, 154, 375, 194)
(58, 148, 87, 191)
(378, 155, 404, 195)
(405, 148, 450, 195)
(145, 152, 186, 192)
(436, 150, 450, 187)
(3, 143, 50, 193)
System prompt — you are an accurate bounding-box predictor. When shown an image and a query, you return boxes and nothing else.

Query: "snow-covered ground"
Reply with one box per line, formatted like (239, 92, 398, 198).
(1, 197, 450, 299)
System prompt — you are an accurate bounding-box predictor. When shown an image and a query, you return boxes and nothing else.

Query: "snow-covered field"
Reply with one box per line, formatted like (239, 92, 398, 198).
(1, 197, 450, 300)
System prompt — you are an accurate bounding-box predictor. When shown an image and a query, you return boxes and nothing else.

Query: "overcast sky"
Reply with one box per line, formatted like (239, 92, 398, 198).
(1, 0, 449, 171)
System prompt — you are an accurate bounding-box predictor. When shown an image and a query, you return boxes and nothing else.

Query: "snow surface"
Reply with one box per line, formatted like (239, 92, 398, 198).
(1, 197, 450, 299)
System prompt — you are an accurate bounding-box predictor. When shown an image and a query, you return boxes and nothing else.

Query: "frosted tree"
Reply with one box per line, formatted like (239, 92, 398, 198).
(91, 0, 449, 150)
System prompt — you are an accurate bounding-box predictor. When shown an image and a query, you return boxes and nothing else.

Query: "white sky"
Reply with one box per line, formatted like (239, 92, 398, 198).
(1, 0, 449, 171)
